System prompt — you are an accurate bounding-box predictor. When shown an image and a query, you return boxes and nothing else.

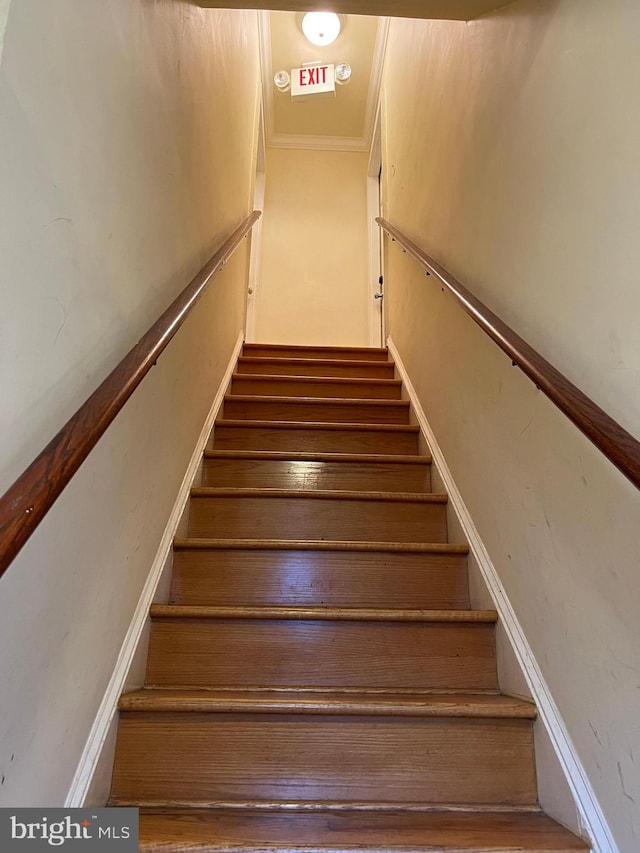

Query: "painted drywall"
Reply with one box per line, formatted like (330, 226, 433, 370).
(0, 0, 10, 66)
(381, 1, 640, 850)
(0, 0, 260, 805)
(392, 337, 583, 839)
(255, 147, 371, 346)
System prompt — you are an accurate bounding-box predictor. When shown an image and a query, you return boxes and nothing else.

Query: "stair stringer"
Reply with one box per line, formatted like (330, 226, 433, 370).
(388, 335, 614, 853)
(65, 330, 246, 809)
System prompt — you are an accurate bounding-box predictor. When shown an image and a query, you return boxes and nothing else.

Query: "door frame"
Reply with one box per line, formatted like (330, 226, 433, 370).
(246, 104, 266, 343)
(367, 102, 384, 347)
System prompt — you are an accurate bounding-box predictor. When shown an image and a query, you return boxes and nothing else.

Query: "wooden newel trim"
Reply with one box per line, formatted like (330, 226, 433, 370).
(377, 217, 640, 491)
(0, 211, 261, 579)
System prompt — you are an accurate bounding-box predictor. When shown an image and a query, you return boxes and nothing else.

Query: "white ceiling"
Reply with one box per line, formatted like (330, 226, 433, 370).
(260, 12, 388, 152)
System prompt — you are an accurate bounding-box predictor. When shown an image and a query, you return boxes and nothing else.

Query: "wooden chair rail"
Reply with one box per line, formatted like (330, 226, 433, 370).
(0, 211, 261, 579)
(377, 217, 640, 491)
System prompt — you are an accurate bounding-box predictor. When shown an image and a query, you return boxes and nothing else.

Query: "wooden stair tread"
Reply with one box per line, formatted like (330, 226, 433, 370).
(149, 605, 498, 623)
(243, 343, 389, 357)
(223, 397, 410, 425)
(235, 360, 395, 380)
(119, 688, 536, 718)
(203, 450, 431, 464)
(146, 617, 497, 690)
(238, 357, 393, 368)
(190, 487, 447, 503)
(113, 706, 533, 805)
(170, 541, 470, 608)
(173, 538, 468, 554)
(200, 461, 431, 492)
(231, 374, 404, 400)
(212, 422, 420, 454)
(125, 685, 501, 695)
(234, 372, 402, 386)
(136, 808, 588, 852)
(225, 394, 409, 407)
(215, 419, 419, 433)
(187, 491, 447, 543)
(118, 799, 544, 813)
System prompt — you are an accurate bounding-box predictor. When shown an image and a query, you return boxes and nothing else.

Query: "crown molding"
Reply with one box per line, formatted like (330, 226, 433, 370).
(268, 133, 369, 152)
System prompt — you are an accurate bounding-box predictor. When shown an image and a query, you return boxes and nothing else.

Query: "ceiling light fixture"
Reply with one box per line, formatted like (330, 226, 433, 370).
(301, 12, 341, 47)
(334, 62, 352, 84)
(273, 62, 352, 95)
(273, 69, 291, 92)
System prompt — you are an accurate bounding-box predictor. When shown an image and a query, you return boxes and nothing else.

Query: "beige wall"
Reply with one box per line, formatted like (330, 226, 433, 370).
(0, 0, 10, 64)
(255, 147, 370, 346)
(382, 1, 640, 850)
(0, 1, 259, 804)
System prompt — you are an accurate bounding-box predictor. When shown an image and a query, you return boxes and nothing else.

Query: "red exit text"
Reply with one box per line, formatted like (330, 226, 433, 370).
(298, 66, 329, 86)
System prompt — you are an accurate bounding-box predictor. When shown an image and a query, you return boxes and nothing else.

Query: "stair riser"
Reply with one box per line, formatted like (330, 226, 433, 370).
(112, 714, 535, 806)
(243, 346, 390, 362)
(212, 426, 419, 455)
(187, 497, 447, 543)
(146, 620, 497, 689)
(222, 399, 410, 425)
(231, 376, 402, 399)
(200, 459, 431, 492)
(171, 550, 469, 608)
(237, 360, 395, 379)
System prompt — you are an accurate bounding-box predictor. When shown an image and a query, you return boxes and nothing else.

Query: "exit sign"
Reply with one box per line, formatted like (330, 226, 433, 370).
(291, 64, 335, 98)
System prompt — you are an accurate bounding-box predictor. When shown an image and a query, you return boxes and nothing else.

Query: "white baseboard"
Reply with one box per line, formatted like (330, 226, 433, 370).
(387, 336, 617, 853)
(65, 329, 245, 807)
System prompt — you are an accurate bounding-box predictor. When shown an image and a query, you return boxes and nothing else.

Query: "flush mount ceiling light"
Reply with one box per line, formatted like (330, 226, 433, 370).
(301, 12, 341, 47)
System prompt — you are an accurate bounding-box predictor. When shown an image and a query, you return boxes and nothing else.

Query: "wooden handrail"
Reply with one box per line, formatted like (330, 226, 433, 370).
(0, 211, 261, 579)
(377, 217, 640, 491)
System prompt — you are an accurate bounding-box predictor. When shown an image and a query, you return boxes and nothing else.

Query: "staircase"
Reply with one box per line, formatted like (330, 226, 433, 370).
(109, 343, 588, 852)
